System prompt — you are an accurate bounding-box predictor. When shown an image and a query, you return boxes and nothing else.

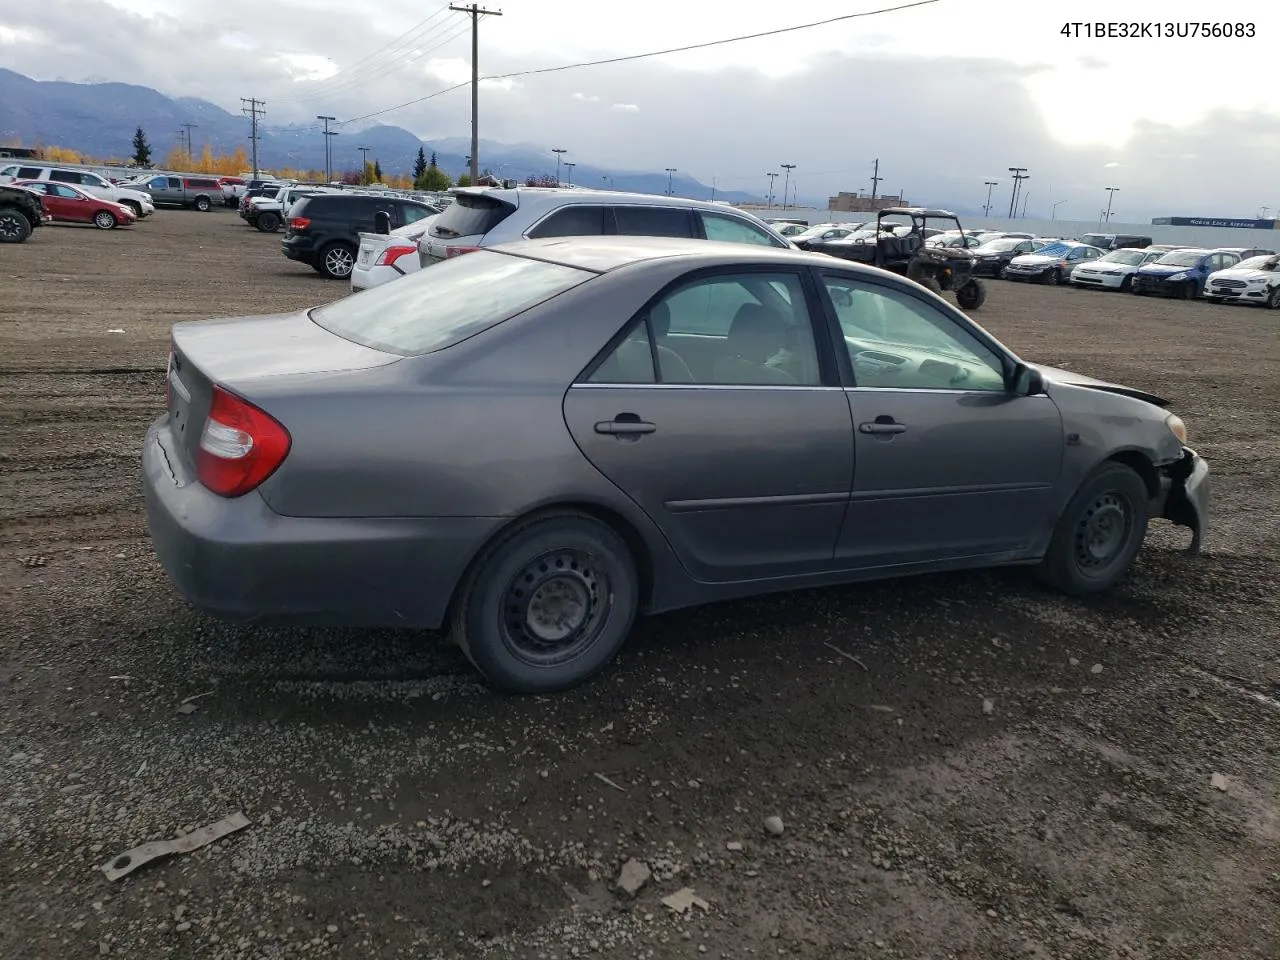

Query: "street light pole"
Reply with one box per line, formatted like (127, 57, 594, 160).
(780, 163, 796, 210)
(766, 172, 778, 207)
(711, 174, 717, 202)
(358, 146, 371, 183)
(1104, 186, 1119, 223)
(665, 167, 677, 196)
(983, 180, 998, 217)
(1007, 167, 1028, 218)
(1052, 199, 1066, 220)
(552, 147, 567, 185)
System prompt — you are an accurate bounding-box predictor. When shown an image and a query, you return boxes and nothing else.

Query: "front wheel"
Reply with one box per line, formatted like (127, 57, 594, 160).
(120, 200, 142, 217)
(93, 210, 117, 230)
(1267, 286, 1280, 309)
(955, 279, 986, 310)
(0, 209, 32, 243)
(1118, 275, 1133, 292)
(1180, 282, 1196, 300)
(450, 512, 640, 693)
(1037, 462, 1150, 595)
(319, 242, 356, 279)
(1043, 269, 1062, 286)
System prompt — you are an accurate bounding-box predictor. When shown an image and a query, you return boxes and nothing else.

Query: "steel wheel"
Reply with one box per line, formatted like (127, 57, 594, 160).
(322, 244, 355, 279)
(499, 549, 610, 667)
(1072, 491, 1133, 573)
(1038, 462, 1149, 595)
(93, 210, 116, 230)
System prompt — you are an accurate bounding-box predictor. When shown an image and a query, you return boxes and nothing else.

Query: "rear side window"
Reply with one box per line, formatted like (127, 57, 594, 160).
(430, 193, 514, 239)
(614, 206, 694, 238)
(700, 212, 783, 247)
(49, 170, 79, 183)
(527, 205, 610, 239)
(16, 166, 42, 179)
(311, 250, 592, 355)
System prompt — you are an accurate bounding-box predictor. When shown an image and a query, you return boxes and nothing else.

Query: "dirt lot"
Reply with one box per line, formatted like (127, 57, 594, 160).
(2, 211, 1278, 960)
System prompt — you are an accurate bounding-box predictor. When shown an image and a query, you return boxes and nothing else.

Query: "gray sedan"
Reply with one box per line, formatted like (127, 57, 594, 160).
(144, 237, 1209, 693)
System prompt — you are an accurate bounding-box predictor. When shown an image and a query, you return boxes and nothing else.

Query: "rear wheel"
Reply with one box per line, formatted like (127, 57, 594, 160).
(0, 209, 32, 243)
(194, 196, 212, 212)
(319, 242, 356, 279)
(955, 279, 986, 310)
(93, 210, 117, 230)
(1037, 462, 1150, 595)
(450, 512, 640, 693)
(256, 212, 280, 232)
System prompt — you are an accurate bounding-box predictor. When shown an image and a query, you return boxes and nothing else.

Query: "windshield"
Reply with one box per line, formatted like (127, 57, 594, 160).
(978, 238, 1021, 252)
(311, 250, 592, 355)
(1237, 255, 1280, 271)
(1155, 251, 1205, 267)
(1032, 242, 1073, 258)
(1100, 249, 1147, 265)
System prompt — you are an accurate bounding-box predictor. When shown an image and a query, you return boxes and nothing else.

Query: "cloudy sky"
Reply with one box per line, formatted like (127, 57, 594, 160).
(3, 0, 1278, 218)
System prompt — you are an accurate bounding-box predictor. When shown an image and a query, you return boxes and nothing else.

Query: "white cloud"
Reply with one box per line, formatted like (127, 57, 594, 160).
(1104, 162, 1119, 168)
(609, 103, 640, 113)
(572, 92, 600, 102)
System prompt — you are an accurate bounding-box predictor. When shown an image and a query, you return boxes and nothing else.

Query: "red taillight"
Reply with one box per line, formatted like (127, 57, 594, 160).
(196, 386, 291, 498)
(289, 216, 311, 231)
(377, 244, 418, 266)
(445, 245, 482, 258)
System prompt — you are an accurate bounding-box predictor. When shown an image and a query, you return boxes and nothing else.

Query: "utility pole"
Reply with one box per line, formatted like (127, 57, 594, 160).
(358, 146, 371, 183)
(983, 180, 998, 217)
(711, 174, 717, 202)
(665, 167, 677, 196)
(1104, 186, 1119, 224)
(564, 161, 575, 187)
(317, 116, 335, 182)
(177, 122, 197, 160)
(241, 98, 265, 179)
(1007, 167, 1028, 218)
(780, 163, 796, 211)
(451, 3, 503, 184)
(870, 158, 882, 202)
(766, 172, 778, 207)
(552, 148, 567, 185)
(1020, 192, 1030, 218)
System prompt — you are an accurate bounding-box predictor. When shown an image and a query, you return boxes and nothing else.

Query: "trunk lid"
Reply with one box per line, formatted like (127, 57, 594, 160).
(167, 311, 398, 466)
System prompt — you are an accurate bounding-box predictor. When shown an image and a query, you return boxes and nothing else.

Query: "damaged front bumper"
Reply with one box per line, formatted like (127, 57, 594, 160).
(1157, 447, 1209, 553)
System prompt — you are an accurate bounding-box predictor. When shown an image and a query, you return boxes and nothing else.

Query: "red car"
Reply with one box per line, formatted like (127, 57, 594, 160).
(12, 180, 137, 230)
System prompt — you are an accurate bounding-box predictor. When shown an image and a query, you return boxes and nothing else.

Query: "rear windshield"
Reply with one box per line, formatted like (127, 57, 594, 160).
(429, 193, 514, 239)
(311, 250, 592, 355)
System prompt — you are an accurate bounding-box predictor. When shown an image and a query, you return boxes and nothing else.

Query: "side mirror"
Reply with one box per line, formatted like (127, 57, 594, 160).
(1011, 363, 1045, 397)
(374, 210, 391, 235)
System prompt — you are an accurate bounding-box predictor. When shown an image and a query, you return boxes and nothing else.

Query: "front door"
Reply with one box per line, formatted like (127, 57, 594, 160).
(562, 268, 854, 582)
(817, 271, 1064, 566)
(40, 184, 84, 221)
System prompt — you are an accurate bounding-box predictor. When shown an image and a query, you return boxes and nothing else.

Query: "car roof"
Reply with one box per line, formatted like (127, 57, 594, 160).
(450, 185, 767, 215)
(878, 206, 957, 218)
(486, 235, 847, 274)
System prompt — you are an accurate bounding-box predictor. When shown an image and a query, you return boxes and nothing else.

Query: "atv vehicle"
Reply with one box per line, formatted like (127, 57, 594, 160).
(817, 206, 988, 310)
(0, 183, 49, 243)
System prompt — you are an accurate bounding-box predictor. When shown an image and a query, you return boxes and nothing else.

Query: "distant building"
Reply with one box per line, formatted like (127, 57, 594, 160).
(1152, 216, 1278, 230)
(827, 191, 908, 213)
(0, 146, 39, 160)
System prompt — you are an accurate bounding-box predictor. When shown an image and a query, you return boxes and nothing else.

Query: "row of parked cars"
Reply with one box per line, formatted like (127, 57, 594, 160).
(0, 162, 161, 239)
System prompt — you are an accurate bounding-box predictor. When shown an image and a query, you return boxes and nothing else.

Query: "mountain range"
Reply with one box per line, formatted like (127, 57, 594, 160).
(0, 69, 755, 202)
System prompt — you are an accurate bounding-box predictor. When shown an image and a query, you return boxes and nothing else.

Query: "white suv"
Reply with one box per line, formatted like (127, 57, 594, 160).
(0, 164, 155, 218)
(414, 186, 792, 277)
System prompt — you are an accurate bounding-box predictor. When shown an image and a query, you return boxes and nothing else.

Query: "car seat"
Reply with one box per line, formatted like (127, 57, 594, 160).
(711, 305, 798, 385)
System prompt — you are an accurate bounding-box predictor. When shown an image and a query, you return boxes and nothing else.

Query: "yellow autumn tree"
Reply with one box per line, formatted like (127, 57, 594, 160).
(40, 145, 86, 163)
(163, 146, 192, 171)
(197, 143, 215, 173)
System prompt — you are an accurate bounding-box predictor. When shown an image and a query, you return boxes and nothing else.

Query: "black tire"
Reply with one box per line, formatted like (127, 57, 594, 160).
(319, 241, 356, 279)
(120, 200, 142, 218)
(0, 209, 32, 243)
(1044, 269, 1062, 286)
(955, 279, 987, 310)
(93, 209, 117, 230)
(995, 264, 1006, 280)
(194, 195, 212, 212)
(256, 212, 280, 233)
(450, 512, 640, 693)
(1037, 462, 1150, 596)
(915, 276, 943, 297)
(1267, 286, 1280, 310)
(1118, 275, 1133, 292)
(1180, 282, 1196, 300)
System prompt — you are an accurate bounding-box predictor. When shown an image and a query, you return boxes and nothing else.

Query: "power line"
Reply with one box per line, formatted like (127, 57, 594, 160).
(338, 0, 942, 125)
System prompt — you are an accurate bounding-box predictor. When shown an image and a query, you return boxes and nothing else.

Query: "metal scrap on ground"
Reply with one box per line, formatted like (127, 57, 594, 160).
(100, 812, 251, 881)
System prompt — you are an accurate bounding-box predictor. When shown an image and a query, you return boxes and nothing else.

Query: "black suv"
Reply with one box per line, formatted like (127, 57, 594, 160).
(0, 183, 49, 243)
(281, 193, 438, 279)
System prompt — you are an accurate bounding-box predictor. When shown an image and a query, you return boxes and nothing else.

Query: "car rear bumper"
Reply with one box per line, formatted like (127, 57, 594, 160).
(1158, 448, 1209, 553)
(142, 415, 502, 629)
(280, 238, 318, 264)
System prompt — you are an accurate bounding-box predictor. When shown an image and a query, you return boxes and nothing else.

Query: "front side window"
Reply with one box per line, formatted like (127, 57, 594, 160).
(311, 249, 592, 356)
(528, 205, 610, 239)
(52, 184, 80, 199)
(613, 205, 693, 239)
(400, 203, 435, 224)
(49, 170, 78, 183)
(699, 212, 782, 247)
(821, 275, 1007, 392)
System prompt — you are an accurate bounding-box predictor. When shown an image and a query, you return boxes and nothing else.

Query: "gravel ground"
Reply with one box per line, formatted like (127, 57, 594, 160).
(2, 211, 1278, 960)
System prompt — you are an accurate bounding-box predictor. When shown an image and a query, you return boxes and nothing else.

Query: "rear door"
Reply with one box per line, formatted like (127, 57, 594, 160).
(562, 267, 854, 582)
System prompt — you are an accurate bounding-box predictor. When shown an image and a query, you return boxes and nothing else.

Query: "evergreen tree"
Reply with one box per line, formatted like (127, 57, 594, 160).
(373, 159, 383, 183)
(131, 126, 152, 167)
(413, 147, 427, 180)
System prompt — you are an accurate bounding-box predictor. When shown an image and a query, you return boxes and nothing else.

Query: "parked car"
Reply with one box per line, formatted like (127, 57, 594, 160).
(417, 186, 792, 271)
(282, 193, 440, 279)
(1218, 246, 1276, 260)
(132, 174, 224, 211)
(1132, 248, 1240, 299)
(218, 177, 247, 208)
(925, 232, 983, 249)
(10, 180, 136, 229)
(790, 222, 864, 249)
(1079, 233, 1152, 251)
(351, 215, 439, 292)
(249, 185, 334, 233)
(0, 183, 51, 242)
(970, 237, 1050, 278)
(0, 164, 155, 218)
(239, 184, 283, 219)
(1004, 241, 1104, 284)
(772, 222, 808, 237)
(1069, 246, 1168, 291)
(142, 235, 1209, 694)
(1203, 254, 1280, 308)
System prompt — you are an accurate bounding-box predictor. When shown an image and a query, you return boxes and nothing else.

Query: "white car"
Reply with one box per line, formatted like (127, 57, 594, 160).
(351, 216, 438, 292)
(1004, 241, 1104, 284)
(0, 163, 155, 218)
(1070, 247, 1167, 291)
(1203, 253, 1280, 308)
